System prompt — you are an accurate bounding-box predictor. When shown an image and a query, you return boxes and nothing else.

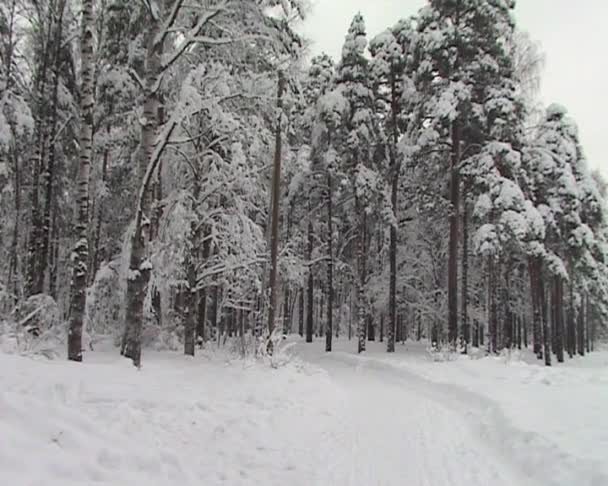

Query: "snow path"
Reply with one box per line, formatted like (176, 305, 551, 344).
(295, 345, 530, 486)
(2, 342, 606, 485)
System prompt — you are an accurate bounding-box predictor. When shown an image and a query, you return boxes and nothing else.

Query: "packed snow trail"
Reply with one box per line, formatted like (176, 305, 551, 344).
(294, 344, 531, 486)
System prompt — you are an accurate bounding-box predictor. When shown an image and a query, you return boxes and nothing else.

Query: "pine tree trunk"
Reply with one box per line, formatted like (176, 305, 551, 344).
(540, 275, 551, 366)
(40, 5, 66, 294)
(266, 71, 286, 353)
(488, 256, 498, 354)
(584, 294, 590, 354)
(8, 147, 21, 303)
(48, 205, 59, 300)
(387, 76, 400, 354)
(553, 275, 565, 363)
(502, 263, 512, 350)
(283, 286, 291, 336)
(566, 279, 575, 358)
(298, 287, 304, 337)
(447, 121, 461, 348)
(528, 256, 543, 359)
(306, 217, 314, 343)
(67, 0, 94, 362)
(356, 199, 366, 354)
(196, 227, 212, 344)
(25, 1, 56, 298)
(461, 199, 469, 351)
(577, 293, 585, 357)
(184, 255, 196, 357)
(517, 315, 522, 350)
(326, 171, 333, 352)
(209, 285, 219, 340)
(197, 289, 206, 345)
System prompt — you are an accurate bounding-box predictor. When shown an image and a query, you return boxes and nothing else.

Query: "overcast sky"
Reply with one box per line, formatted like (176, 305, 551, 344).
(301, 0, 607, 178)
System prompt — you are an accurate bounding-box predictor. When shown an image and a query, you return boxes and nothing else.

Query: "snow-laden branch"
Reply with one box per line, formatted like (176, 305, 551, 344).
(155, 0, 185, 47)
(160, 1, 228, 73)
(194, 257, 267, 291)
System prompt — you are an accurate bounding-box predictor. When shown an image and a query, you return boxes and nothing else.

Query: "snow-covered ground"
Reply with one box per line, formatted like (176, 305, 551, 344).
(1, 338, 607, 486)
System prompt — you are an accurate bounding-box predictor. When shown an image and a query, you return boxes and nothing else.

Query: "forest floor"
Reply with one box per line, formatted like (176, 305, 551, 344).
(1, 337, 606, 486)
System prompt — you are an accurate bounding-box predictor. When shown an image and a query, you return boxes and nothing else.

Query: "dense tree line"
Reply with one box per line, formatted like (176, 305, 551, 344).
(0, 0, 606, 366)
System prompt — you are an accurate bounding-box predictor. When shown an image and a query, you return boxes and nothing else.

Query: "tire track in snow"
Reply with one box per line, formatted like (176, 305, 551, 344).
(296, 348, 533, 486)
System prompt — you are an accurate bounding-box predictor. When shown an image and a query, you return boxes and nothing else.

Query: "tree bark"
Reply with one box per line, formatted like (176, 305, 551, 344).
(461, 198, 469, 352)
(122, 9, 165, 366)
(325, 170, 333, 352)
(387, 75, 400, 354)
(25, 0, 56, 298)
(540, 274, 551, 366)
(67, 0, 94, 362)
(283, 286, 291, 336)
(298, 287, 304, 337)
(40, 3, 67, 295)
(306, 216, 314, 343)
(553, 275, 565, 362)
(447, 121, 461, 348)
(528, 256, 543, 359)
(266, 70, 286, 354)
(488, 256, 498, 354)
(356, 198, 366, 354)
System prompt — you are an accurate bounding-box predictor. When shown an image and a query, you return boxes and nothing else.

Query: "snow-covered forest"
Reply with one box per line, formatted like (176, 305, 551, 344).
(1, 0, 608, 484)
(1, 0, 606, 363)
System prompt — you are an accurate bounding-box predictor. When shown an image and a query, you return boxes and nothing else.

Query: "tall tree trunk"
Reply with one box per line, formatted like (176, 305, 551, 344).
(90, 124, 110, 283)
(488, 256, 497, 354)
(48, 204, 59, 300)
(183, 252, 196, 356)
(306, 216, 314, 343)
(197, 289, 207, 345)
(447, 121, 461, 348)
(325, 170, 333, 352)
(67, 0, 94, 362)
(283, 286, 291, 336)
(584, 294, 590, 354)
(356, 198, 366, 354)
(298, 287, 304, 337)
(196, 227, 211, 344)
(266, 70, 286, 354)
(40, 3, 67, 295)
(577, 290, 585, 357)
(553, 275, 565, 362)
(122, 10, 166, 366)
(25, 0, 56, 298)
(461, 198, 469, 352)
(529, 256, 543, 359)
(502, 263, 512, 351)
(209, 285, 219, 341)
(8, 147, 21, 303)
(387, 75, 400, 354)
(540, 274, 551, 366)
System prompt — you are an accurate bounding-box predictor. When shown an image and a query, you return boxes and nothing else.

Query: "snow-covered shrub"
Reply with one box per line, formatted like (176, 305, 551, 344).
(426, 343, 464, 362)
(16, 294, 61, 336)
(257, 328, 296, 368)
(86, 262, 122, 339)
(2, 294, 64, 358)
(143, 323, 182, 352)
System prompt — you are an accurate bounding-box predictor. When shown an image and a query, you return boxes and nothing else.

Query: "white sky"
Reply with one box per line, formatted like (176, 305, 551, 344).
(301, 0, 608, 178)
